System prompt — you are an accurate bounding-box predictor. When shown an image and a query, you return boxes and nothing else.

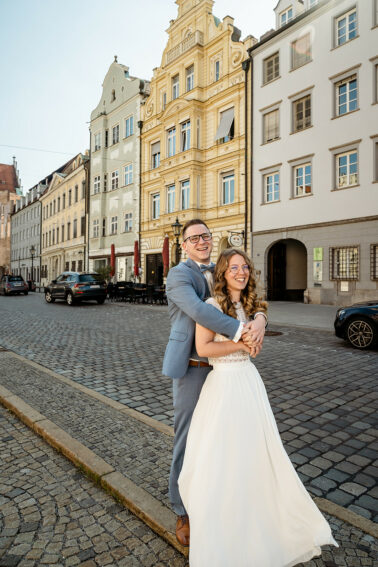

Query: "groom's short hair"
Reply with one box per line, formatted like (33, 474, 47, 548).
(182, 218, 210, 240)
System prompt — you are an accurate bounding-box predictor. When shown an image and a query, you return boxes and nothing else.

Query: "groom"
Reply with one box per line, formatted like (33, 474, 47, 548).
(162, 219, 266, 546)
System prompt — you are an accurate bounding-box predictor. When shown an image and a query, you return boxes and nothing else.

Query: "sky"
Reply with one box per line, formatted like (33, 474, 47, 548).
(0, 0, 276, 191)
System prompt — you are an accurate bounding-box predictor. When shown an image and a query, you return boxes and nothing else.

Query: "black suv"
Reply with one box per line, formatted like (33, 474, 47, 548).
(44, 272, 107, 305)
(0, 275, 29, 295)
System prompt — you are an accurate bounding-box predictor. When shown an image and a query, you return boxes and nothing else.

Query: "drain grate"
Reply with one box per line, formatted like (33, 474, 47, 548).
(265, 331, 283, 337)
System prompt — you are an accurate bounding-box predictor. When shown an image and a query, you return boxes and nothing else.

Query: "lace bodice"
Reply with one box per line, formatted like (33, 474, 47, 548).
(206, 297, 250, 365)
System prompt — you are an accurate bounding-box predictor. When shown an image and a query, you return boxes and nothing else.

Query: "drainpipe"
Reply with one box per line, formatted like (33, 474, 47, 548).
(138, 119, 143, 281)
(242, 59, 250, 253)
(86, 130, 92, 272)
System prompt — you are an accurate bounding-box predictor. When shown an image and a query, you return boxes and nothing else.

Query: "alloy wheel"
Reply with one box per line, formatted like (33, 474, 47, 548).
(347, 319, 374, 349)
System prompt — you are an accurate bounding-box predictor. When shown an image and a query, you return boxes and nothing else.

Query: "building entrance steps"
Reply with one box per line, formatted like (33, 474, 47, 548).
(0, 349, 377, 565)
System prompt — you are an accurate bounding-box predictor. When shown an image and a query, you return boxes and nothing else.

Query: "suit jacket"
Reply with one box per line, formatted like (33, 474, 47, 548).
(162, 258, 240, 379)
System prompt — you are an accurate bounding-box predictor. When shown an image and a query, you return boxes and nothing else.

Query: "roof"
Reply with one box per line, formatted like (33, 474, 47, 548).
(0, 164, 19, 193)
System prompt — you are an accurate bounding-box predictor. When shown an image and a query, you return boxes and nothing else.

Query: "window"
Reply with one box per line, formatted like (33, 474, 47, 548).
(124, 164, 133, 185)
(57, 197, 60, 212)
(102, 218, 106, 237)
(125, 116, 134, 138)
(104, 174, 107, 192)
(73, 219, 77, 239)
(330, 247, 359, 280)
(49, 202, 52, 216)
(371, 244, 378, 280)
(181, 180, 190, 210)
(111, 170, 119, 190)
(81, 181, 85, 199)
(215, 60, 220, 82)
(110, 216, 117, 235)
(105, 129, 109, 148)
(94, 176, 101, 194)
(293, 95, 311, 132)
(215, 108, 234, 143)
(335, 8, 357, 46)
(71, 261, 76, 272)
(62, 193, 66, 209)
(81, 216, 85, 236)
(61, 225, 64, 242)
(186, 65, 194, 91)
(151, 141, 161, 168)
(167, 185, 175, 213)
(112, 124, 119, 145)
(69, 189, 72, 206)
(53, 200, 56, 214)
(124, 212, 132, 232)
(280, 7, 293, 27)
(375, 140, 378, 182)
(162, 92, 167, 111)
(263, 52, 279, 84)
(75, 185, 78, 202)
(94, 132, 101, 151)
(167, 127, 176, 157)
(263, 109, 279, 143)
(67, 222, 71, 240)
(52, 228, 55, 245)
(152, 193, 160, 219)
(93, 219, 99, 238)
(78, 260, 83, 273)
(222, 173, 235, 205)
(336, 75, 357, 116)
(264, 172, 280, 203)
(181, 121, 191, 151)
(56, 227, 59, 243)
(294, 164, 312, 196)
(172, 75, 179, 100)
(336, 150, 358, 188)
(291, 33, 311, 70)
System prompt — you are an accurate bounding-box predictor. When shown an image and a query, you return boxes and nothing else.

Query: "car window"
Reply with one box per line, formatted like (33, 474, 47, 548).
(67, 274, 77, 282)
(56, 274, 67, 282)
(9, 276, 24, 282)
(79, 274, 103, 283)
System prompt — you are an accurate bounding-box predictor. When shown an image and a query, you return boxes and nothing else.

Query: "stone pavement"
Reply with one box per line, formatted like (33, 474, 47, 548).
(0, 406, 187, 567)
(0, 350, 377, 566)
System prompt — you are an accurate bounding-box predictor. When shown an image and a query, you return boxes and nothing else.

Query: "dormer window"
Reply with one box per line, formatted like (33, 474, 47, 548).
(111, 89, 116, 102)
(280, 6, 293, 27)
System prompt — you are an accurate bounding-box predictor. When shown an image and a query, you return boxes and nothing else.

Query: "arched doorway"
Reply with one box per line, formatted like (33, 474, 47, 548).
(267, 239, 307, 301)
(219, 236, 231, 253)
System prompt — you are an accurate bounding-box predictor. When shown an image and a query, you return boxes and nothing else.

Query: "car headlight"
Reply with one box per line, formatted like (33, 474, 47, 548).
(337, 309, 346, 317)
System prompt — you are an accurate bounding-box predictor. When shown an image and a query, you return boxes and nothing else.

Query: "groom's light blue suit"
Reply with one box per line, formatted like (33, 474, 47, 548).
(163, 258, 241, 515)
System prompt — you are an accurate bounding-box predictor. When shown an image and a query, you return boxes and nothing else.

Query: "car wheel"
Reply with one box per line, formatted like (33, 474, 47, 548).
(66, 292, 75, 306)
(97, 298, 106, 304)
(346, 317, 378, 350)
(45, 291, 55, 303)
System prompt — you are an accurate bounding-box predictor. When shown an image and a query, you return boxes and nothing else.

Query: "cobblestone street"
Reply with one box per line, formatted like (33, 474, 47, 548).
(0, 294, 377, 523)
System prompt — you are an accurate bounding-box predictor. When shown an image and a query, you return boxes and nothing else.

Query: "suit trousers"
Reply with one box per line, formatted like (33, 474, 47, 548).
(169, 364, 212, 516)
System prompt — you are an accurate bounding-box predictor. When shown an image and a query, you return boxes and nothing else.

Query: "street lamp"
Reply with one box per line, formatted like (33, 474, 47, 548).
(30, 245, 35, 282)
(171, 217, 183, 266)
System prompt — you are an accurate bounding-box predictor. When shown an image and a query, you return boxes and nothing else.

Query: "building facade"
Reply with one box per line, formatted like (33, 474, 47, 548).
(11, 185, 44, 283)
(40, 154, 89, 285)
(248, 0, 378, 305)
(140, 0, 255, 285)
(0, 158, 22, 276)
(88, 58, 150, 281)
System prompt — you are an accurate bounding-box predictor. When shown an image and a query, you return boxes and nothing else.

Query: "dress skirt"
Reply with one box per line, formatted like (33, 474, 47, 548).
(178, 360, 338, 567)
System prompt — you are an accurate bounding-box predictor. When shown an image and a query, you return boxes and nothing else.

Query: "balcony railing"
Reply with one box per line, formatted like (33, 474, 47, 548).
(166, 31, 204, 65)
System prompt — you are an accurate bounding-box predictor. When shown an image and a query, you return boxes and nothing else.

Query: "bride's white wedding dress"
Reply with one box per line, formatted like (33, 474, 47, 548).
(178, 298, 337, 567)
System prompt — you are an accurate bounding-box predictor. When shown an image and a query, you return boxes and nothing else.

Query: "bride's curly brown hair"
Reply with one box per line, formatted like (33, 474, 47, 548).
(213, 248, 268, 319)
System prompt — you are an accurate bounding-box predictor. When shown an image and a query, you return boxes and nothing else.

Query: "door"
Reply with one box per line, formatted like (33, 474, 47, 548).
(52, 274, 69, 298)
(268, 242, 286, 300)
(146, 254, 163, 285)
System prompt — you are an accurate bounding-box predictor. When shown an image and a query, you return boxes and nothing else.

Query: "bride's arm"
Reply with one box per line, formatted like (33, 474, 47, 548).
(195, 322, 250, 358)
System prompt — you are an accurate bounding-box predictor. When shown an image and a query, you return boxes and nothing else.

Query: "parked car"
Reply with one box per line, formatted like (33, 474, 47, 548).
(44, 272, 107, 305)
(0, 275, 29, 295)
(334, 301, 378, 350)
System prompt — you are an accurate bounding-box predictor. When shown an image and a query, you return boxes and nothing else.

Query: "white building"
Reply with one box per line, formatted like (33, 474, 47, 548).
(249, 0, 378, 305)
(11, 185, 44, 283)
(88, 57, 150, 280)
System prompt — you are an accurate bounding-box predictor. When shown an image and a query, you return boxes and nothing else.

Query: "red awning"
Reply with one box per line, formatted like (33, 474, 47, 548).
(134, 240, 139, 277)
(162, 236, 169, 277)
(110, 244, 115, 276)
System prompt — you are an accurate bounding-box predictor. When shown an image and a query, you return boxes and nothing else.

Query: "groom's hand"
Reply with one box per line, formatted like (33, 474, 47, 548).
(241, 317, 266, 352)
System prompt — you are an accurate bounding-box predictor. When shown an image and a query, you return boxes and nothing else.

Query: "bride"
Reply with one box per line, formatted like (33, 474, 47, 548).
(178, 248, 338, 567)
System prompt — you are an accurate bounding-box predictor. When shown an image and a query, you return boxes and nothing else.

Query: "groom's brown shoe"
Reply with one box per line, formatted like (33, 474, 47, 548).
(176, 515, 190, 546)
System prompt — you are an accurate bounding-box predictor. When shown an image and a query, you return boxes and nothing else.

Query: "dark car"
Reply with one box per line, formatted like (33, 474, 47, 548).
(334, 301, 378, 350)
(44, 272, 107, 306)
(0, 275, 29, 295)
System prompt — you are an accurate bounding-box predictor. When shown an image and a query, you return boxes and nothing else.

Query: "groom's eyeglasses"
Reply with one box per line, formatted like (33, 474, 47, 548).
(183, 233, 212, 244)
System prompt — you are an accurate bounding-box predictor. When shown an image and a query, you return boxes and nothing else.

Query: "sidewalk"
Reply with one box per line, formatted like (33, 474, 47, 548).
(0, 349, 376, 566)
(268, 301, 337, 331)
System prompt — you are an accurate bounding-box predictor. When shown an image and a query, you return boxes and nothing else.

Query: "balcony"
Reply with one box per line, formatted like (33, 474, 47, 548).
(166, 31, 204, 65)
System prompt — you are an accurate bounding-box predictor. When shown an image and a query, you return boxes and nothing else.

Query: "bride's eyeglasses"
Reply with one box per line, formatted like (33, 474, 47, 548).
(183, 233, 212, 244)
(228, 265, 250, 274)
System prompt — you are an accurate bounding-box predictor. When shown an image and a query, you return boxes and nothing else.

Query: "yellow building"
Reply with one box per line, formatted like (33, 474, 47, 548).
(40, 154, 89, 284)
(140, 0, 255, 284)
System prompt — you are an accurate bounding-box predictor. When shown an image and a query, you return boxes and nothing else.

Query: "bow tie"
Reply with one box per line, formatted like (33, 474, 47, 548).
(200, 263, 215, 273)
